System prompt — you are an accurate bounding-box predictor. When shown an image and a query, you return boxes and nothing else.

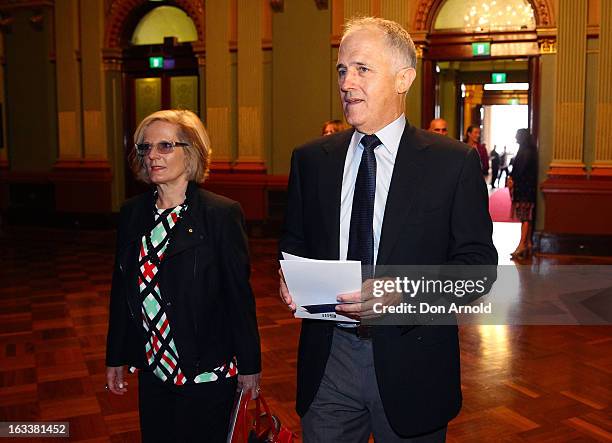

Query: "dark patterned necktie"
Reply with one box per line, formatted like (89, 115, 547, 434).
(347, 134, 381, 271)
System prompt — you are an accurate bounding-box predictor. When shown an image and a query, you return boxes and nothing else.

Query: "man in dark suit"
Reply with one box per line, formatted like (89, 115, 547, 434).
(279, 17, 497, 442)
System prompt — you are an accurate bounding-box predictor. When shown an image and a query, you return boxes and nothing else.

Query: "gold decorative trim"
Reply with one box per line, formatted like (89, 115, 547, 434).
(102, 47, 123, 71)
(415, 43, 425, 58)
(538, 38, 556, 54)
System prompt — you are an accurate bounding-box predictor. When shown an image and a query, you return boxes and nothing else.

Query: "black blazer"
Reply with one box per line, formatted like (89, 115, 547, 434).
(106, 182, 261, 381)
(280, 122, 497, 436)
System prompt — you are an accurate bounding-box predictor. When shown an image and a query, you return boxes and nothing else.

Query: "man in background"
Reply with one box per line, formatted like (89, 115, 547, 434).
(428, 118, 449, 136)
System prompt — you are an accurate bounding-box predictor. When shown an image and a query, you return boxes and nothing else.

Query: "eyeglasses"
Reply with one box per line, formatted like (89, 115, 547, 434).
(135, 141, 190, 156)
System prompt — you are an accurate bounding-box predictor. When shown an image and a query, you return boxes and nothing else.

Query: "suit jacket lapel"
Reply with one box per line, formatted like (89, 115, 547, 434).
(377, 124, 429, 265)
(319, 130, 353, 260)
(164, 182, 207, 259)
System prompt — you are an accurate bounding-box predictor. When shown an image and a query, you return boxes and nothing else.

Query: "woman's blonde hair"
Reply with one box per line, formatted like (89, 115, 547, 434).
(129, 109, 211, 184)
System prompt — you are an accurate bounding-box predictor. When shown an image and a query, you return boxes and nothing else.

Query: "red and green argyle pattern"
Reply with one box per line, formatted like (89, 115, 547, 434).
(138, 204, 238, 386)
(139, 205, 188, 385)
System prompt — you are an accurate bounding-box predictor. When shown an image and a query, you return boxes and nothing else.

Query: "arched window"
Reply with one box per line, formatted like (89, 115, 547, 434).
(131, 5, 198, 45)
(434, 0, 536, 32)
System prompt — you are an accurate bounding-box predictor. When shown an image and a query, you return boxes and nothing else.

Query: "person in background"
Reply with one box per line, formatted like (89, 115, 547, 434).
(498, 146, 509, 186)
(464, 125, 489, 177)
(490, 145, 500, 188)
(322, 119, 349, 136)
(507, 128, 538, 259)
(105, 109, 261, 442)
(428, 118, 449, 136)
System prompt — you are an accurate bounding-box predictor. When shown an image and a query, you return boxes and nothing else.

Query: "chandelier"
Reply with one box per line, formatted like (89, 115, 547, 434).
(461, 0, 535, 32)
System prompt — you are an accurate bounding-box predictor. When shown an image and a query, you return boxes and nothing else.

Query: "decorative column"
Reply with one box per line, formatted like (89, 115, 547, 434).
(54, 0, 82, 161)
(344, 0, 370, 18)
(380, 0, 410, 31)
(205, 0, 233, 172)
(235, 0, 265, 172)
(592, 0, 612, 177)
(81, 0, 107, 161)
(549, 0, 587, 175)
(379, 0, 422, 126)
(0, 26, 8, 172)
(51, 0, 112, 213)
(0, 26, 8, 211)
(103, 49, 124, 211)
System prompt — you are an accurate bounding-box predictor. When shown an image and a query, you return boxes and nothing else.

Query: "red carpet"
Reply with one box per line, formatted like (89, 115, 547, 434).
(489, 187, 519, 222)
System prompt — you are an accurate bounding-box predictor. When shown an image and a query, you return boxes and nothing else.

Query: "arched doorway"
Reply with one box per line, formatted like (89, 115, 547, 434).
(414, 0, 554, 140)
(413, 0, 554, 259)
(103, 0, 205, 199)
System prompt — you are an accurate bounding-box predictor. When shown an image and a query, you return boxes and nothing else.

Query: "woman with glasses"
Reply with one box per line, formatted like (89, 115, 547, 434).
(105, 109, 261, 442)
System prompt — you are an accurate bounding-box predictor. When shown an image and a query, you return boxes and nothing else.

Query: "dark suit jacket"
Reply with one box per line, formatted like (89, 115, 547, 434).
(106, 182, 261, 380)
(279, 122, 497, 436)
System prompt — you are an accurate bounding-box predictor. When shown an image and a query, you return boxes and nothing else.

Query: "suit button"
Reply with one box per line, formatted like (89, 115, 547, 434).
(188, 228, 193, 233)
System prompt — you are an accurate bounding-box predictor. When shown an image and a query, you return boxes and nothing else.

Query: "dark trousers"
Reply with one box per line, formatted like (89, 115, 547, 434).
(491, 167, 499, 187)
(302, 328, 447, 442)
(138, 370, 237, 443)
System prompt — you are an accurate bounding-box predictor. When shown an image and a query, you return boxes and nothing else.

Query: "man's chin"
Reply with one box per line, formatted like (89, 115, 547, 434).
(344, 115, 363, 131)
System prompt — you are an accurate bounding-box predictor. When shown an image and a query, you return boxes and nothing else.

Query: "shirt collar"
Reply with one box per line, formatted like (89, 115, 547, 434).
(354, 114, 406, 156)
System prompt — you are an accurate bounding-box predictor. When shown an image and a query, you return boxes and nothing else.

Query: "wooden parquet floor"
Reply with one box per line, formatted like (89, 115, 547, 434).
(0, 226, 610, 442)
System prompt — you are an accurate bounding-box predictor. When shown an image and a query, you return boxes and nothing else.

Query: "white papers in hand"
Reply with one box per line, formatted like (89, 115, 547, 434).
(280, 252, 361, 322)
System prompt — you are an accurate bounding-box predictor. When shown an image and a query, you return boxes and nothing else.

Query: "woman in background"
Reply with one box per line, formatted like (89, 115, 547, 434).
(507, 128, 538, 259)
(105, 109, 261, 442)
(464, 125, 489, 177)
(321, 119, 349, 136)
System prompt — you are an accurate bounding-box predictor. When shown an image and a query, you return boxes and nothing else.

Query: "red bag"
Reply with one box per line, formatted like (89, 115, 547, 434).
(228, 390, 295, 443)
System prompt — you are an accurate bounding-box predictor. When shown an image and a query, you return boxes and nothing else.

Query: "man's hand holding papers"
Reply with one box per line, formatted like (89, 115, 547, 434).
(336, 278, 403, 321)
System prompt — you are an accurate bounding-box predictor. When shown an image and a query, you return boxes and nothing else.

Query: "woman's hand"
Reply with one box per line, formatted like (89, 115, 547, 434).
(105, 366, 129, 395)
(238, 372, 261, 399)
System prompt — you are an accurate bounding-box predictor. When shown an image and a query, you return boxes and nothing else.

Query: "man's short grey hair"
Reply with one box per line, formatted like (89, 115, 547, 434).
(342, 17, 417, 70)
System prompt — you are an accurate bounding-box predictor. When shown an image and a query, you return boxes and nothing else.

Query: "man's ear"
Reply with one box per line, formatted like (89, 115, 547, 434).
(396, 67, 416, 94)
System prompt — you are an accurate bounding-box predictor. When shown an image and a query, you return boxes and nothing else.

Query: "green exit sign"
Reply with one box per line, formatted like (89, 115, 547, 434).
(492, 72, 507, 83)
(472, 42, 491, 56)
(149, 56, 163, 69)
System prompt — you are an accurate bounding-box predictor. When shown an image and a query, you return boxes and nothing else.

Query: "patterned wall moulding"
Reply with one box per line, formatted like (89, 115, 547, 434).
(538, 38, 556, 53)
(104, 0, 204, 48)
(170, 76, 198, 114)
(135, 78, 162, 125)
